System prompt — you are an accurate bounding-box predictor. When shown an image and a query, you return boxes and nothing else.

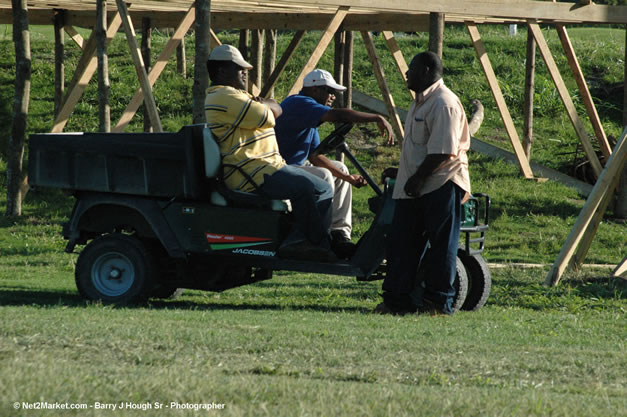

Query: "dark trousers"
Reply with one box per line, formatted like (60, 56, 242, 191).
(383, 181, 463, 314)
(261, 165, 333, 245)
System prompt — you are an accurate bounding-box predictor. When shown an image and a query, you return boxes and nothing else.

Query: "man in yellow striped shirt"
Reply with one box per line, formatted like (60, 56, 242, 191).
(204, 45, 336, 261)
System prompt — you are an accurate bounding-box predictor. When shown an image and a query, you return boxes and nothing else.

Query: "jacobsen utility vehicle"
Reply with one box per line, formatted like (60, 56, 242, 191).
(28, 123, 491, 311)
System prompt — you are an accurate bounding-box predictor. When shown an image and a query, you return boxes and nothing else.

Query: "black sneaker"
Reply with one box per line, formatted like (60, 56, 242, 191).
(330, 231, 357, 259)
(278, 240, 337, 262)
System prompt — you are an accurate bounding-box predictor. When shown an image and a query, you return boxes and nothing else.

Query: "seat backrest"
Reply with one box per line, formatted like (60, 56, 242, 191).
(203, 127, 221, 178)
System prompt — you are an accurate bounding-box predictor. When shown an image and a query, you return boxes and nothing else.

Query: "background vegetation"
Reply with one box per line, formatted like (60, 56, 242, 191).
(0, 23, 625, 416)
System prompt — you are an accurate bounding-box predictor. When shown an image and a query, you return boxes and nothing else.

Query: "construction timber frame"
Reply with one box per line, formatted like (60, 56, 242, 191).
(3, 0, 627, 282)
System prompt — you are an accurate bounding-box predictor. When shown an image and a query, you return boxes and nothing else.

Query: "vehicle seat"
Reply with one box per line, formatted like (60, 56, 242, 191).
(202, 127, 291, 212)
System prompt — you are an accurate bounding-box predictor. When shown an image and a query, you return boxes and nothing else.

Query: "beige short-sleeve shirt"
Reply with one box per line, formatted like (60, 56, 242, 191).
(393, 79, 471, 200)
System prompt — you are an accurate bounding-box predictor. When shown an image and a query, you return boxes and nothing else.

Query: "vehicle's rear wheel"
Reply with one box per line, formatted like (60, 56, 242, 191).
(459, 251, 491, 311)
(75, 233, 154, 304)
(414, 255, 468, 314)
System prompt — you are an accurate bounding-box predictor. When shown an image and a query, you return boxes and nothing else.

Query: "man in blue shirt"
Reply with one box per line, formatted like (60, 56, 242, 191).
(275, 69, 394, 258)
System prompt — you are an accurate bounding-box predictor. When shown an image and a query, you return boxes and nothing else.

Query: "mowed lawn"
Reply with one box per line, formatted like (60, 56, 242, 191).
(1, 22, 626, 417)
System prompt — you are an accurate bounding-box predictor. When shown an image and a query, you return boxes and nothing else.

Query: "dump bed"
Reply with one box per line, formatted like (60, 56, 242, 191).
(28, 125, 206, 200)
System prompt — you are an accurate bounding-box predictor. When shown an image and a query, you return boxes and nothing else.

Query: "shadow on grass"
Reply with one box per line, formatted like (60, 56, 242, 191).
(0, 288, 370, 314)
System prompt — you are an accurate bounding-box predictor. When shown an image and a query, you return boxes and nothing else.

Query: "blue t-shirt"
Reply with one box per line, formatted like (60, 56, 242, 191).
(274, 94, 330, 166)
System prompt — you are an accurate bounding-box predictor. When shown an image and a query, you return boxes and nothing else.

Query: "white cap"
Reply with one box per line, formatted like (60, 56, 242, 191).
(303, 69, 346, 91)
(208, 44, 253, 69)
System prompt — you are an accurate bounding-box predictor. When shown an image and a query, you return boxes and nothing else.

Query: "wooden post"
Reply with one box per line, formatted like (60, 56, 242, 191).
(250, 29, 263, 94)
(177, 35, 186, 78)
(287, 7, 349, 96)
(466, 22, 534, 178)
(141, 17, 152, 132)
(343, 31, 353, 109)
(361, 31, 404, 141)
(260, 30, 305, 98)
(428, 12, 444, 59)
(54, 10, 64, 118)
(334, 30, 345, 108)
(116, 0, 162, 131)
(239, 29, 249, 61)
(6, 0, 31, 216)
(193, 0, 211, 124)
(263, 29, 276, 98)
(545, 127, 627, 286)
(523, 26, 536, 160)
(97, 0, 110, 133)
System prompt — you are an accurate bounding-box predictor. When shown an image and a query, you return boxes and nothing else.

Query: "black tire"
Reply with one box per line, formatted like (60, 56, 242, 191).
(459, 251, 491, 311)
(414, 255, 468, 314)
(149, 284, 184, 300)
(451, 256, 469, 313)
(75, 233, 155, 304)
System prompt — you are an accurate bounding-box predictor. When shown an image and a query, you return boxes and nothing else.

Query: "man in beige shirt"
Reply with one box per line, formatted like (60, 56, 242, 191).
(376, 51, 471, 315)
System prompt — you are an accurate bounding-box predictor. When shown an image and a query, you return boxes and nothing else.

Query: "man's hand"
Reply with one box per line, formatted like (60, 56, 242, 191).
(377, 116, 395, 146)
(404, 173, 425, 197)
(347, 174, 367, 188)
(381, 167, 398, 183)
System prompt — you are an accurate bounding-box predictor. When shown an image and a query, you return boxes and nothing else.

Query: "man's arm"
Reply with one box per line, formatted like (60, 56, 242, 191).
(252, 96, 282, 119)
(404, 154, 451, 197)
(321, 108, 394, 145)
(308, 153, 367, 187)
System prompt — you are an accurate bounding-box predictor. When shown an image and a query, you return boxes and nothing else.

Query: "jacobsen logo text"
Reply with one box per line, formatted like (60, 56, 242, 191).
(232, 248, 276, 257)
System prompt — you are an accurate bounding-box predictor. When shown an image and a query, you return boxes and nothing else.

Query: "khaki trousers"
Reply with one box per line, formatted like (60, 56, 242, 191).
(298, 160, 352, 239)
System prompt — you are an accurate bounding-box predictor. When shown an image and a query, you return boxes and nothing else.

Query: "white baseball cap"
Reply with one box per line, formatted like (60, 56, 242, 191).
(303, 69, 346, 91)
(207, 44, 253, 69)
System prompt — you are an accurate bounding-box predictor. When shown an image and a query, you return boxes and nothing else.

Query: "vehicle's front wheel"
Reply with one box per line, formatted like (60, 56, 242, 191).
(75, 233, 154, 304)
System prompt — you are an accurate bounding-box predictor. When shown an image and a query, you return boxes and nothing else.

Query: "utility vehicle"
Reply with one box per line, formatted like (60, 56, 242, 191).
(28, 123, 491, 311)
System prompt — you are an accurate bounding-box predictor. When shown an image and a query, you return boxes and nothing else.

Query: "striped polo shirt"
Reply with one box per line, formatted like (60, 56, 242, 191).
(205, 85, 286, 192)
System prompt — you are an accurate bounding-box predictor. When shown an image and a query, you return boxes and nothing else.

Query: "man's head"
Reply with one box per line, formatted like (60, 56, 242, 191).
(301, 69, 347, 106)
(406, 51, 443, 94)
(206, 45, 253, 90)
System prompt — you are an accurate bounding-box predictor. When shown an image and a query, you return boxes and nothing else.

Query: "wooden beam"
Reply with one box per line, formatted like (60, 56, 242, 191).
(249, 29, 264, 94)
(556, 24, 611, 160)
(193, 0, 210, 124)
(613, 257, 627, 277)
(115, 0, 162, 132)
(343, 30, 353, 109)
(569, 168, 622, 270)
(382, 31, 415, 100)
(114, 5, 195, 132)
(465, 21, 534, 179)
(545, 126, 627, 286)
(360, 30, 404, 141)
(276, 0, 627, 25)
(261, 30, 305, 98)
(528, 22, 602, 178)
(54, 11, 64, 118)
(141, 16, 152, 132)
(64, 25, 85, 49)
(51, 12, 122, 133)
(287, 6, 349, 96)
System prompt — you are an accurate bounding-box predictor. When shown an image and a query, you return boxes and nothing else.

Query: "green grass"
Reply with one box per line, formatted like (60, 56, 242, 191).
(1, 25, 626, 416)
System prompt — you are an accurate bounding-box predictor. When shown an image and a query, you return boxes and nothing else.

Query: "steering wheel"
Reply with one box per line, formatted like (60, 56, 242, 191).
(312, 123, 354, 156)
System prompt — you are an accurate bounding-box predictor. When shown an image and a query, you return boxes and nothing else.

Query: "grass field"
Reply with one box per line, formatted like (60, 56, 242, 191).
(1, 23, 626, 416)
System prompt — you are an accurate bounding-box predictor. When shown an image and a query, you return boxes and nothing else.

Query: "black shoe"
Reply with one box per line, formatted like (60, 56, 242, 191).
(278, 240, 337, 262)
(330, 231, 357, 259)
